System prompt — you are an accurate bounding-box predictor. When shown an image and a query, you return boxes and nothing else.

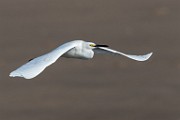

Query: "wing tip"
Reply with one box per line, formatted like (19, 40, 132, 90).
(147, 52, 153, 59)
(142, 52, 153, 61)
(9, 71, 22, 78)
(9, 71, 31, 79)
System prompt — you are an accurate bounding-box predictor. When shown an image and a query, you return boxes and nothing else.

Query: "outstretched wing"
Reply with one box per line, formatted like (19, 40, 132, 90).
(93, 47, 153, 61)
(9, 42, 77, 79)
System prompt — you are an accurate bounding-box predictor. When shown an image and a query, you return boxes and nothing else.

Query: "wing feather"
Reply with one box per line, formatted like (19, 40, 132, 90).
(9, 42, 77, 79)
(93, 47, 153, 61)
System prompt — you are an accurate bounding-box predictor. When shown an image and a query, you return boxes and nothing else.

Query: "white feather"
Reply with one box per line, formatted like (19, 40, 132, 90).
(9, 41, 77, 79)
(93, 47, 153, 61)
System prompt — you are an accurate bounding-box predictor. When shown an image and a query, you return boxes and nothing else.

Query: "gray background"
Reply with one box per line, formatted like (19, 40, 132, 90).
(0, 0, 180, 120)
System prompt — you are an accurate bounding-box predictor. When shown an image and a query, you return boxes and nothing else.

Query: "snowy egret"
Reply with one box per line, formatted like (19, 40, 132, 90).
(9, 40, 153, 79)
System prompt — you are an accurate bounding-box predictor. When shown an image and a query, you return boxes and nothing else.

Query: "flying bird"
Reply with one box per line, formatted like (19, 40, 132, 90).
(9, 40, 153, 79)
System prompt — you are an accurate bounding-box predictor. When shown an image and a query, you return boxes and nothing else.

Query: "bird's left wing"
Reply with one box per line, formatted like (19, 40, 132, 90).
(93, 47, 153, 61)
(9, 42, 77, 79)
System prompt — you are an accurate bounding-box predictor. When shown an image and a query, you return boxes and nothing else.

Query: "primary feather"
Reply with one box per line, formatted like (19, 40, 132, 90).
(94, 47, 153, 61)
(9, 41, 77, 79)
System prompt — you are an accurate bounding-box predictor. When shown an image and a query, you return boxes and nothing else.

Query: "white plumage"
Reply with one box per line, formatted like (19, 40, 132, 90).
(9, 40, 153, 79)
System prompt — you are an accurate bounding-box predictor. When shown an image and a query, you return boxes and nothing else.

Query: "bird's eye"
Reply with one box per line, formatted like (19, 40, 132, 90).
(90, 44, 95, 47)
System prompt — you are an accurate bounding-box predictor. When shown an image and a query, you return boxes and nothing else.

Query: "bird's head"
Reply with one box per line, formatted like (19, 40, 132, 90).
(87, 42, 109, 49)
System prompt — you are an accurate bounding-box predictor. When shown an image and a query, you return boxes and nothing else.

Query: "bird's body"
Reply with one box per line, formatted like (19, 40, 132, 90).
(10, 40, 153, 79)
(62, 40, 94, 59)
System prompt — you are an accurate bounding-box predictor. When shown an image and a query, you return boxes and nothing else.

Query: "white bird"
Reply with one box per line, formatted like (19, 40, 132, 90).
(9, 40, 153, 79)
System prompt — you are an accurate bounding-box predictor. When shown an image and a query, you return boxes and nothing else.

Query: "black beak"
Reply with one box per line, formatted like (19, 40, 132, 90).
(95, 44, 109, 47)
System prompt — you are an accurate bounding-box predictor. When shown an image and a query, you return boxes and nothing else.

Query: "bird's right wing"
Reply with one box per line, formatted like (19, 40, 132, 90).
(94, 47, 153, 61)
(9, 42, 77, 79)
